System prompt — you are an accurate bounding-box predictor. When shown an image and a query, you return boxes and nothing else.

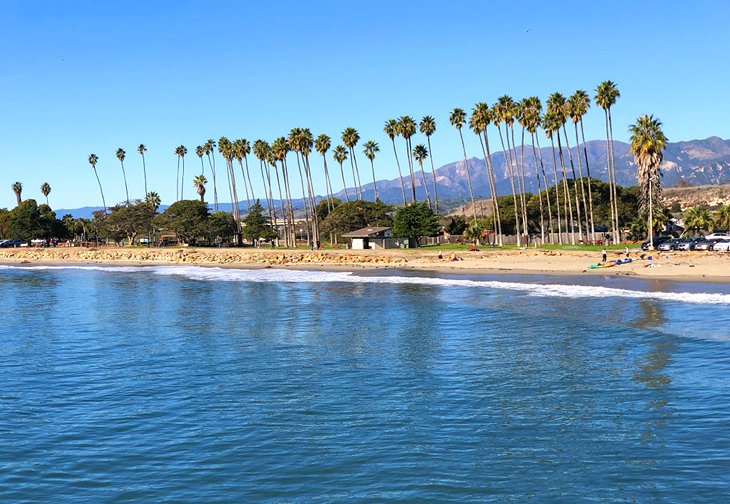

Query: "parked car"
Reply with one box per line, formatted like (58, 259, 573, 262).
(711, 239, 730, 252)
(657, 238, 684, 251)
(641, 236, 673, 250)
(677, 237, 703, 251)
(705, 231, 730, 240)
(694, 239, 719, 251)
(0, 239, 24, 248)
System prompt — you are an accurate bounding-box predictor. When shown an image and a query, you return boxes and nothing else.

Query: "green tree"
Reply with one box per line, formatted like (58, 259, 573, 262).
(155, 199, 210, 245)
(629, 114, 668, 248)
(419, 115, 440, 214)
(596, 80, 621, 242)
(412, 144, 432, 209)
(242, 199, 275, 243)
(398, 116, 418, 202)
(207, 211, 237, 244)
(683, 206, 714, 236)
(193, 174, 207, 202)
(320, 200, 392, 238)
(315, 134, 335, 211)
(392, 202, 439, 246)
(716, 204, 730, 230)
(333, 145, 350, 203)
(7, 199, 43, 240)
(104, 200, 157, 245)
(138, 144, 148, 199)
(146, 191, 161, 211)
(342, 127, 363, 200)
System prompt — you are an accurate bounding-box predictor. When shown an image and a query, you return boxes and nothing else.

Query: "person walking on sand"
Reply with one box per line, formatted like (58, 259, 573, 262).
(625, 246, 630, 258)
(602, 248, 607, 263)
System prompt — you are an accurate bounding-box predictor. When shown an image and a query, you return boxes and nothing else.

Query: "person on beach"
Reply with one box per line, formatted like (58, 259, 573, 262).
(625, 246, 630, 258)
(602, 249, 607, 263)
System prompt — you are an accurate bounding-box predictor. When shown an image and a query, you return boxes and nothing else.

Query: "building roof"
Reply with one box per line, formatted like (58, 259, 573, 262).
(341, 226, 392, 238)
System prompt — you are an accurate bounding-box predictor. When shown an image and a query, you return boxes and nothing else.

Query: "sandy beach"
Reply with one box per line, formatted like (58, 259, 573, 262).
(2, 246, 729, 282)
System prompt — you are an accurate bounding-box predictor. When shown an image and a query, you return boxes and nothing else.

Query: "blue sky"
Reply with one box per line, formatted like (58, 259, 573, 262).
(1, 0, 728, 210)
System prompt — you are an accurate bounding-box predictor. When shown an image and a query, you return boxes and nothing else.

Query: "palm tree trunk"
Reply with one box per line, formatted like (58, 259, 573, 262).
(273, 164, 285, 246)
(530, 135, 546, 244)
(181, 157, 185, 200)
(648, 176, 653, 249)
(477, 134, 499, 245)
(519, 128, 530, 242)
(338, 162, 350, 203)
(120, 160, 129, 204)
(561, 125, 583, 242)
(513, 125, 528, 243)
(419, 161, 432, 210)
(321, 155, 334, 211)
(369, 159, 378, 201)
(426, 137, 440, 214)
(549, 137, 563, 244)
(579, 119, 596, 243)
(352, 149, 364, 200)
(482, 131, 503, 245)
(457, 130, 479, 231)
(348, 151, 360, 200)
(391, 139, 407, 205)
(608, 107, 621, 243)
(556, 131, 576, 244)
(93, 168, 107, 213)
(176, 157, 181, 201)
(535, 134, 554, 241)
(573, 123, 590, 242)
(295, 154, 311, 245)
(238, 160, 251, 212)
(603, 111, 616, 244)
(141, 154, 148, 199)
(282, 159, 295, 246)
(405, 138, 417, 202)
(207, 154, 219, 211)
(304, 155, 319, 245)
(497, 125, 521, 246)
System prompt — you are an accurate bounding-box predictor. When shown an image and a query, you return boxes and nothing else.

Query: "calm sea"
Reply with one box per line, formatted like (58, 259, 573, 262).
(1, 265, 729, 502)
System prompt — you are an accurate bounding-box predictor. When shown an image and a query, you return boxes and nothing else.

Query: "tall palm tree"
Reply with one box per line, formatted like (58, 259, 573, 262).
(233, 139, 251, 212)
(88, 154, 107, 212)
(449, 107, 478, 226)
(342, 127, 363, 200)
(145, 191, 161, 211)
(204, 138, 219, 211)
(254, 139, 276, 230)
(630, 114, 667, 249)
(384, 119, 407, 205)
(542, 112, 563, 243)
(470, 102, 502, 244)
(333, 145, 350, 203)
(238, 139, 255, 210)
(556, 96, 584, 242)
(501, 96, 528, 241)
(177, 145, 188, 200)
(547, 93, 576, 244)
(41, 182, 51, 206)
(195, 145, 205, 174)
(419, 115, 440, 214)
(116, 148, 130, 204)
(218, 137, 241, 230)
(272, 136, 294, 246)
(315, 134, 335, 211)
(137, 144, 148, 199)
(596, 80, 621, 243)
(568, 90, 595, 242)
(288, 128, 312, 244)
(297, 128, 319, 245)
(193, 174, 207, 202)
(520, 98, 546, 243)
(363, 140, 380, 201)
(11, 181, 22, 206)
(398, 116, 418, 202)
(493, 98, 522, 245)
(412, 144, 432, 209)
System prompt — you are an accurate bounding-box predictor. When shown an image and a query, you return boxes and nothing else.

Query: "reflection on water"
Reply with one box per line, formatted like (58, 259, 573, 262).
(0, 267, 729, 502)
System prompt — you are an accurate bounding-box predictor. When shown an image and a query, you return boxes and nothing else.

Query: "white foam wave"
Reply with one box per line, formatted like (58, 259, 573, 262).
(3, 264, 730, 305)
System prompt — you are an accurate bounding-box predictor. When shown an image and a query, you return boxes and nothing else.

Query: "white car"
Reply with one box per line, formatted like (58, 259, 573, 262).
(712, 239, 730, 251)
(705, 231, 730, 240)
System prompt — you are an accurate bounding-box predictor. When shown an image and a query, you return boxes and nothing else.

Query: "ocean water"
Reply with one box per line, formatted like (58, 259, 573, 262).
(1, 264, 729, 502)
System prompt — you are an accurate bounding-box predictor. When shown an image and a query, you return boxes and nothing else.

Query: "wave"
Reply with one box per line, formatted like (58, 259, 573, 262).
(3, 263, 730, 306)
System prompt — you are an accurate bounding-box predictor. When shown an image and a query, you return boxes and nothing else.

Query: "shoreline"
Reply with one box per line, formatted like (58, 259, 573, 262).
(2, 246, 730, 284)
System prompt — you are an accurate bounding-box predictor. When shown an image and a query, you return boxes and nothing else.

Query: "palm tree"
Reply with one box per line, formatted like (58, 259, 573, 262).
(556, 96, 584, 243)
(500, 96, 528, 242)
(272, 136, 294, 246)
(542, 112, 563, 243)
(419, 115, 440, 214)
(204, 138, 219, 211)
(288, 128, 312, 245)
(145, 191, 161, 211)
(384, 119, 407, 205)
(629, 114, 667, 249)
(363, 140, 380, 201)
(88, 154, 107, 212)
(716, 204, 730, 230)
(315, 134, 335, 211)
(137, 144, 148, 198)
(193, 174, 207, 202)
(218, 137, 241, 230)
(41, 182, 51, 205)
(412, 144, 432, 209)
(233, 139, 251, 212)
(115, 148, 130, 204)
(254, 139, 276, 231)
(398, 116, 418, 202)
(179, 145, 188, 200)
(236, 138, 255, 211)
(568, 90, 595, 242)
(520, 98, 546, 243)
(547, 93, 576, 244)
(449, 107, 478, 226)
(11, 181, 22, 206)
(195, 145, 205, 175)
(342, 127, 362, 200)
(493, 98, 522, 246)
(683, 207, 714, 236)
(298, 128, 319, 245)
(470, 102, 502, 245)
(596, 80, 621, 243)
(333, 145, 350, 203)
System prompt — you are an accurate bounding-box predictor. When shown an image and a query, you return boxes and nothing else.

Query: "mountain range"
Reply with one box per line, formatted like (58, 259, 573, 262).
(57, 136, 730, 218)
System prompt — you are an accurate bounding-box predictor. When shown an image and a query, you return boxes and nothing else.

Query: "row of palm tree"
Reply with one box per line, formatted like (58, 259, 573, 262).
(9, 182, 52, 207)
(84, 81, 650, 247)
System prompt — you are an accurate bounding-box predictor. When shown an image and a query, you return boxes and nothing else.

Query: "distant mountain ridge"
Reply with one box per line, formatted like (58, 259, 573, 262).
(57, 137, 730, 218)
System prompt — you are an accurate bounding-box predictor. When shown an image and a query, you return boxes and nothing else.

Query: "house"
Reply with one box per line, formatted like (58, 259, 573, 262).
(341, 226, 415, 249)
